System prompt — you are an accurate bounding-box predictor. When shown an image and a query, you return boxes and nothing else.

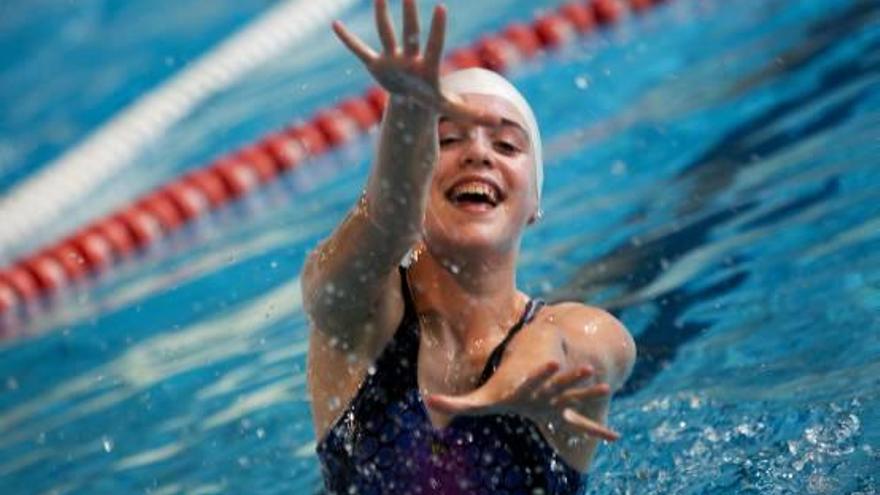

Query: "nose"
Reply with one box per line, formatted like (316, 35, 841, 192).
(461, 131, 492, 168)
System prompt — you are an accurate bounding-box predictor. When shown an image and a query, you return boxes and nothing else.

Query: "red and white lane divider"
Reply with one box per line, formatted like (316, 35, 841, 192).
(0, 0, 667, 322)
(0, 0, 358, 266)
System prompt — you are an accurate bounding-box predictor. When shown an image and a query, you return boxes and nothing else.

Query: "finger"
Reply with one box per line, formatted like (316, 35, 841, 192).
(425, 392, 494, 416)
(332, 21, 378, 65)
(551, 383, 611, 407)
(541, 365, 594, 397)
(402, 0, 420, 57)
(423, 5, 446, 75)
(375, 0, 398, 54)
(519, 361, 561, 393)
(562, 408, 620, 442)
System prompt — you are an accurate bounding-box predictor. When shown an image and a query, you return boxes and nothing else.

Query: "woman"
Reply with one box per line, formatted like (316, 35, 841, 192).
(302, 1, 636, 493)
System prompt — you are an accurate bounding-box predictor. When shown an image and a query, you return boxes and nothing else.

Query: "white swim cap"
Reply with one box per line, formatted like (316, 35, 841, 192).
(440, 68, 543, 204)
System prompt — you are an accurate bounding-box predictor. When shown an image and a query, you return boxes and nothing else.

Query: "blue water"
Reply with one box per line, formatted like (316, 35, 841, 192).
(1, 0, 879, 493)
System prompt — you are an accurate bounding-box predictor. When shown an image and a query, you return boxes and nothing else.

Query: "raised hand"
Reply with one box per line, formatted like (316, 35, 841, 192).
(332, 0, 496, 124)
(425, 360, 620, 441)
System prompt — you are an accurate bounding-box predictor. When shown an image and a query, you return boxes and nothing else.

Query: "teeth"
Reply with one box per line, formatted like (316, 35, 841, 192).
(451, 181, 498, 203)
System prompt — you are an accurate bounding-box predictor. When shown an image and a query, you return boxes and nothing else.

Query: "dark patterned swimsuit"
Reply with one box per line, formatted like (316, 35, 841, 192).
(317, 266, 586, 494)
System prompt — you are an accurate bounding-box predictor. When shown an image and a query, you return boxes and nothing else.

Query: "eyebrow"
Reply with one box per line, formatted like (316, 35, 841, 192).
(501, 119, 529, 137)
(438, 116, 529, 141)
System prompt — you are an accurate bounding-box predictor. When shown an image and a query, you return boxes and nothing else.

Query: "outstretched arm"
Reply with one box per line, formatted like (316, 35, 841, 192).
(301, 0, 493, 352)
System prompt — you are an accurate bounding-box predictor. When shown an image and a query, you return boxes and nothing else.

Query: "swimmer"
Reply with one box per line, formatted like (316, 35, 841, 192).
(302, 1, 636, 493)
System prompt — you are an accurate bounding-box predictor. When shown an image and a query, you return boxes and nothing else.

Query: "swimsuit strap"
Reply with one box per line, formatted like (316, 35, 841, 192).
(397, 265, 417, 322)
(478, 298, 545, 384)
(398, 265, 545, 385)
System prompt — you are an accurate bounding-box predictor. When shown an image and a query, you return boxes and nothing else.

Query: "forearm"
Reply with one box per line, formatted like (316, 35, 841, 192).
(301, 97, 437, 334)
(365, 95, 438, 241)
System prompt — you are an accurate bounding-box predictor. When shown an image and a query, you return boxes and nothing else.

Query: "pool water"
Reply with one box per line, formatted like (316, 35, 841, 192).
(1, 0, 878, 493)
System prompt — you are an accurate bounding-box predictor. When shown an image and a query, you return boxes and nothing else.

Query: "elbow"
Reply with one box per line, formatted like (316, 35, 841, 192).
(593, 310, 636, 391)
(299, 249, 324, 322)
(609, 319, 636, 391)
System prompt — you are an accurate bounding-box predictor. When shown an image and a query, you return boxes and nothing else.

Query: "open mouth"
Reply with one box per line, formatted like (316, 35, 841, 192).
(445, 180, 503, 210)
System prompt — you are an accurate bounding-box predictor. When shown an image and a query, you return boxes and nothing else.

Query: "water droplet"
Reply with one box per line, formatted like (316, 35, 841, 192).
(270, 260, 278, 269)
(574, 75, 590, 89)
(102, 436, 114, 453)
(256, 428, 266, 439)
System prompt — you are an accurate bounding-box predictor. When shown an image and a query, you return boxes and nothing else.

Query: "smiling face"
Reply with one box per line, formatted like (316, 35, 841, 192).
(422, 93, 539, 258)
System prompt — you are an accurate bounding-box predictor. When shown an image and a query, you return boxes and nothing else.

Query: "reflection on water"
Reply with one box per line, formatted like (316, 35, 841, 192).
(1, 0, 879, 493)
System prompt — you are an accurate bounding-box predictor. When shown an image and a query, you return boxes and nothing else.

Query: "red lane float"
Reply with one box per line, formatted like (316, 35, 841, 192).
(4, 267, 39, 302)
(502, 24, 543, 58)
(337, 97, 380, 130)
(162, 182, 209, 221)
(22, 254, 67, 292)
(52, 243, 89, 281)
(118, 207, 164, 248)
(476, 35, 522, 72)
(185, 168, 229, 208)
(364, 86, 390, 114)
(0, 0, 668, 321)
(559, 3, 597, 34)
(534, 13, 577, 47)
(593, 0, 626, 24)
(630, 0, 658, 13)
(0, 274, 19, 313)
(446, 47, 482, 71)
(71, 229, 115, 272)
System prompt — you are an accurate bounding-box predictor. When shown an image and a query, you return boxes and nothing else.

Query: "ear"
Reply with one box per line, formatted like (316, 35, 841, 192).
(527, 208, 542, 226)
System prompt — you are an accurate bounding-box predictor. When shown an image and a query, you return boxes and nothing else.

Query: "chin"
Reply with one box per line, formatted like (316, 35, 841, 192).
(425, 222, 518, 258)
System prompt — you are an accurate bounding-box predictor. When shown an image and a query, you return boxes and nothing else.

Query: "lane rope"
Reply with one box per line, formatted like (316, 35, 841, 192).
(0, 0, 358, 265)
(0, 0, 667, 326)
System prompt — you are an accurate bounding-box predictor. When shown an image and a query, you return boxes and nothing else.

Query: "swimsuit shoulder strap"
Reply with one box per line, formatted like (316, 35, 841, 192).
(478, 298, 546, 385)
(392, 265, 421, 350)
(397, 264, 417, 321)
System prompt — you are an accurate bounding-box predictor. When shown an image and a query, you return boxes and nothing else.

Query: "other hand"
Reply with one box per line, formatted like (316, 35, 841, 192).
(425, 360, 620, 441)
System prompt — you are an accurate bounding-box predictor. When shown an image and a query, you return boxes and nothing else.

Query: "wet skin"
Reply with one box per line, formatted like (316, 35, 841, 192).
(303, 0, 636, 473)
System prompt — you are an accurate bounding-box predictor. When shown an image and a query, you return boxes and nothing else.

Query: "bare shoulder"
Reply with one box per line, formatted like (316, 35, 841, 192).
(541, 301, 636, 390)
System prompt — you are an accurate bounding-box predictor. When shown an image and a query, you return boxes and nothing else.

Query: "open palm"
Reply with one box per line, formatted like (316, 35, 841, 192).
(333, 0, 496, 124)
(426, 360, 620, 441)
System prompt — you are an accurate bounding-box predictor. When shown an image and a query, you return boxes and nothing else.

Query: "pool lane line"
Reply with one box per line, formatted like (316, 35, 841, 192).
(0, 0, 359, 266)
(0, 0, 669, 326)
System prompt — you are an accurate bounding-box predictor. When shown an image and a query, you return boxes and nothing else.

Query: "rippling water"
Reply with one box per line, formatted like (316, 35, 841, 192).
(1, 0, 878, 493)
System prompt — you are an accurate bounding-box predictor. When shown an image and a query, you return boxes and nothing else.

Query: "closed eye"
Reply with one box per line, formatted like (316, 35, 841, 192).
(440, 136, 461, 147)
(494, 140, 520, 155)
